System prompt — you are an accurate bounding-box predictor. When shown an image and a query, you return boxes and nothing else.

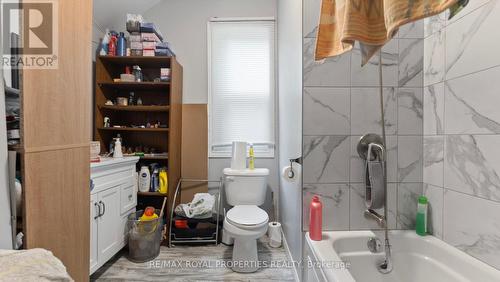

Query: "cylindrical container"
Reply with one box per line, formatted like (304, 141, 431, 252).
(268, 222, 282, 248)
(138, 166, 151, 192)
(309, 195, 323, 241)
(127, 209, 164, 262)
(230, 141, 247, 170)
(416, 196, 428, 236)
(159, 169, 168, 194)
(117, 32, 126, 56)
(108, 34, 117, 56)
(113, 139, 123, 158)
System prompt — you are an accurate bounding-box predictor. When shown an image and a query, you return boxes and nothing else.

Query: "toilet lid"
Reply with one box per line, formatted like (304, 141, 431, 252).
(226, 205, 268, 226)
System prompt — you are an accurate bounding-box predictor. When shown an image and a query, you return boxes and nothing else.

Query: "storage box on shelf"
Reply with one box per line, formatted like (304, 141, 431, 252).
(94, 55, 183, 241)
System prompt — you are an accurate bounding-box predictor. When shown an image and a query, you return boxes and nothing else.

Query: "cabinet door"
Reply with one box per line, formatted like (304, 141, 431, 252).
(90, 193, 99, 274)
(97, 185, 121, 264)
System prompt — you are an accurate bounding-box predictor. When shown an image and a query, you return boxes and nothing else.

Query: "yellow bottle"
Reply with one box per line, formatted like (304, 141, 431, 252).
(249, 144, 255, 170)
(159, 169, 168, 194)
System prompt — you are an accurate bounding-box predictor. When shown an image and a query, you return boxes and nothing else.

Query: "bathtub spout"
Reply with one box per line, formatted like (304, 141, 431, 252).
(364, 209, 386, 228)
(378, 238, 393, 274)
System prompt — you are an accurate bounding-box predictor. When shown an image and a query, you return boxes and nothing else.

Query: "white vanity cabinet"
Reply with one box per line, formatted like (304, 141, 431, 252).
(90, 157, 139, 274)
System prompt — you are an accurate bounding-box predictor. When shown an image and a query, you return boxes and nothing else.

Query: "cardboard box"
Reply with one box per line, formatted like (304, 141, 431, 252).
(142, 41, 156, 49)
(130, 41, 142, 50)
(141, 32, 160, 42)
(142, 49, 155, 57)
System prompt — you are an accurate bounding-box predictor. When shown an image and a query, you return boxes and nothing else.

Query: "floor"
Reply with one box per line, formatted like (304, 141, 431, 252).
(91, 236, 296, 282)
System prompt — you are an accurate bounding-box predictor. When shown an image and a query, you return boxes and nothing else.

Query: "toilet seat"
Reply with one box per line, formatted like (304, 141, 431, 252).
(226, 205, 268, 229)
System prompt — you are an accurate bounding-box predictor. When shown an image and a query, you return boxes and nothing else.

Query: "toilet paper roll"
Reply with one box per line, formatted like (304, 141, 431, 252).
(268, 222, 282, 248)
(231, 141, 247, 170)
(282, 163, 301, 182)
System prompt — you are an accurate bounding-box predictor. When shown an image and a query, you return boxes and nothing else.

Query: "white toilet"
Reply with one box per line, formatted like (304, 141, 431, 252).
(222, 167, 270, 273)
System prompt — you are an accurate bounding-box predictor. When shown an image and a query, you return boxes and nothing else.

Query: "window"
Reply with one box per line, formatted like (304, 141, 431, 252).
(208, 19, 276, 157)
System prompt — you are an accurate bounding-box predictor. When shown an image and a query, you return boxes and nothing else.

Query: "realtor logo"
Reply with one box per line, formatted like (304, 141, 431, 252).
(2, 0, 58, 69)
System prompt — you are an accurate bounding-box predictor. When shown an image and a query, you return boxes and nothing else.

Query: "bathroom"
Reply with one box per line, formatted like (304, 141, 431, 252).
(0, 0, 499, 281)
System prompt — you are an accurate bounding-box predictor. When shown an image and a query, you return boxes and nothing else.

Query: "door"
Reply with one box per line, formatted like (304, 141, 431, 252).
(90, 193, 99, 273)
(97, 185, 121, 264)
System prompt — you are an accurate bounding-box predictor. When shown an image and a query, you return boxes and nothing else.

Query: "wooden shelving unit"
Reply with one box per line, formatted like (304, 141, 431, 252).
(95, 55, 183, 234)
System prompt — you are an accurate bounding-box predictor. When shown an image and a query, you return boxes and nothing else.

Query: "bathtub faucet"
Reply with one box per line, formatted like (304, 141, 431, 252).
(364, 209, 385, 228)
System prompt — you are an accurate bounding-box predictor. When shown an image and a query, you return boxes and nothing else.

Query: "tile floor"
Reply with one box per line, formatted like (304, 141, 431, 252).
(91, 236, 296, 282)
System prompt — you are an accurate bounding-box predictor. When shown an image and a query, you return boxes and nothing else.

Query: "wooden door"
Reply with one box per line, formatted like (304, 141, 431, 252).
(21, 0, 92, 281)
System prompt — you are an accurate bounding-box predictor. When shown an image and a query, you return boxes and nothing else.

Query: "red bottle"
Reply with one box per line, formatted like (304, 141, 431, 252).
(108, 34, 117, 56)
(309, 195, 323, 241)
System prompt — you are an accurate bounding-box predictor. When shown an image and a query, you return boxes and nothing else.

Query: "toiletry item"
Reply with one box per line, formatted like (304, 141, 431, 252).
(108, 33, 117, 56)
(150, 168, 159, 192)
(159, 169, 168, 194)
(230, 141, 247, 170)
(416, 196, 428, 236)
(140, 207, 158, 221)
(137, 97, 143, 105)
(248, 144, 255, 170)
(113, 138, 123, 158)
(268, 222, 282, 248)
(99, 29, 110, 56)
(128, 92, 135, 105)
(309, 195, 323, 241)
(138, 166, 151, 192)
(117, 32, 126, 56)
(105, 100, 114, 106)
(133, 65, 143, 82)
(160, 68, 171, 82)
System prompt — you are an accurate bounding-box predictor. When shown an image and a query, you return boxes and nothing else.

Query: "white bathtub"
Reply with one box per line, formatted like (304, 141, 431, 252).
(304, 231, 500, 282)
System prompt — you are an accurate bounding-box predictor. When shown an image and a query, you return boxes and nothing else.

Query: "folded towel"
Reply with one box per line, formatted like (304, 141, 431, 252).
(316, 0, 460, 65)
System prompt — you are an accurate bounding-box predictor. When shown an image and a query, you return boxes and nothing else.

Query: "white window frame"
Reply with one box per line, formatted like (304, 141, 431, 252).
(207, 17, 277, 158)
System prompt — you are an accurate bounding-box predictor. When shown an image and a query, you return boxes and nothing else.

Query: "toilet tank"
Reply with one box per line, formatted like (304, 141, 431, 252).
(223, 168, 269, 206)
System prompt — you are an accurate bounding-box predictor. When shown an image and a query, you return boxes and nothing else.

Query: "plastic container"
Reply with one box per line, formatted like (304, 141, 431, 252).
(127, 209, 164, 262)
(309, 195, 323, 241)
(138, 166, 150, 192)
(117, 32, 126, 56)
(416, 196, 428, 236)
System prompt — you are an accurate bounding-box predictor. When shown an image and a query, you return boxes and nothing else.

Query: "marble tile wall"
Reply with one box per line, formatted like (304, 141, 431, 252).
(423, 0, 500, 270)
(302, 0, 424, 232)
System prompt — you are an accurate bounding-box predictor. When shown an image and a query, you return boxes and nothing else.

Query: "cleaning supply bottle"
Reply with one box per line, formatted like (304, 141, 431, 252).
(248, 144, 255, 170)
(416, 195, 428, 236)
(159, 168, 168, 194)
(140, 206, 158, 221)
(108, 33, 117, 56)
(309, 195, 323, 241)
(138, 166, 150, 192)
(117, 32, 127, 56)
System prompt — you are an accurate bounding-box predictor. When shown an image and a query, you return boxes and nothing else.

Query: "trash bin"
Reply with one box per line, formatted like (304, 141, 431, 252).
(127, 209, 164, 262)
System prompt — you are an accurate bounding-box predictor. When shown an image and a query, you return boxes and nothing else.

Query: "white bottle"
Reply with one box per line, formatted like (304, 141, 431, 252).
(138, 166, 151, 192)
(113, 139, 123, 158)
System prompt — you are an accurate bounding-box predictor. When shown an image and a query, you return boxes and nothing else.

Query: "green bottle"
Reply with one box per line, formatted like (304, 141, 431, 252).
(416, 196, 428, 236)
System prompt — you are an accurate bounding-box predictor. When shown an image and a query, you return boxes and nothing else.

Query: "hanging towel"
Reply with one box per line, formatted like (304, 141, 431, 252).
(316, 0, 464, 65)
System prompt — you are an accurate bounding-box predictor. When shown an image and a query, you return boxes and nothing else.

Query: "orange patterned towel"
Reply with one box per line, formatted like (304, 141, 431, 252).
(316, 0, 459, 65)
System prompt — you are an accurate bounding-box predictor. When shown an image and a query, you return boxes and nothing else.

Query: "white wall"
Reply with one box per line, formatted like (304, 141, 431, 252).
(277, 0, 302, 273)
(143, 0, 277, 104)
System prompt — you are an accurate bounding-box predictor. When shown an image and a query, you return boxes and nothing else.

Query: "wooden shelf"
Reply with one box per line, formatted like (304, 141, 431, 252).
(97, 127, 169, 132)
(138, 191, 168, 197)
(99, 105, 170, 112)
(140, 155, 168, 160)
(98, 81, 170, 90)
(98, 55, 172, 67)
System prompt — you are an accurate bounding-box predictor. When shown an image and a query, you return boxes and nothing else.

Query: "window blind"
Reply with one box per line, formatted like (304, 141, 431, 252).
(208, 20, 276, 157)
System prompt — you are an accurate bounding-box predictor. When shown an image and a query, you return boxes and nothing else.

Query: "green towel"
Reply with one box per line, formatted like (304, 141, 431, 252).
(449, 0, 469, 20)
